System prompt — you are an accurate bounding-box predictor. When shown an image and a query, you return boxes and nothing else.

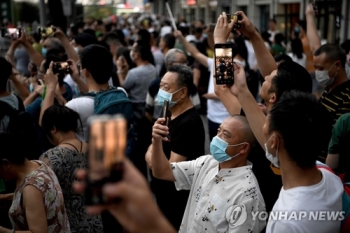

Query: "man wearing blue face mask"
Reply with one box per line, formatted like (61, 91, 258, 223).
(145, 65, 205, 231)
(150, 114, 266, 233)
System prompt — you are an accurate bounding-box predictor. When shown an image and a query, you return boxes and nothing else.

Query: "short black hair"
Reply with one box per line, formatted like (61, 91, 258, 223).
(83, 29, 96, 37)
(41, 105, 82, 138)
(274, 54, 293, 63)
(291, 38, 304, 59)
(97, 40, 110, 51)
(114, 29, 127, 46)
(341, 40, 350, 54)
(298, 20, 307, 31)
(274, 33, 284, 45)
(134, 41, 155, 65)
(137, 29, 151, 44)
(0, 57, 12, 91)
(0, 133, 26, 164)
(268, 91, 333, 168)
(117, 47, 135, 70)
(103, 32, 122, 46)
(74, 33, 98, 48)
(80, 44, 113, 84)
(162, 33, 176, 49)
(269, 61, 312, 100)
(167, 65, 193, 96)
(314, 43, 347, 67)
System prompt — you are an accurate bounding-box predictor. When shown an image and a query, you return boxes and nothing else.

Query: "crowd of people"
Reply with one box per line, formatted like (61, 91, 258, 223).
(0, 2, 350, 233)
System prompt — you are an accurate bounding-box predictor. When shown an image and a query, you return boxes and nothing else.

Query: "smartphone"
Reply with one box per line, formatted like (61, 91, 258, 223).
(52, 61, 72, 75)
(214, 44, 234, 85)
(227, 14, 243, 29)
(310, 0, 318, 15)
(210, 23, 216, 31)
(85, 115, 126, 206)
(38, 27, 56, 38)
(1, 28, 21, 39)
(162, 100, 170, 126)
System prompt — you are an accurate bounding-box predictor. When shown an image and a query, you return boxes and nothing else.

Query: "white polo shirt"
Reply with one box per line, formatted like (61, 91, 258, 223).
(172, 155, 266, 233)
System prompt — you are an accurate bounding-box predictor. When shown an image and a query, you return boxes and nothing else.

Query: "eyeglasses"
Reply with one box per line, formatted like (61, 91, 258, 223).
(170, 60, 189, 65)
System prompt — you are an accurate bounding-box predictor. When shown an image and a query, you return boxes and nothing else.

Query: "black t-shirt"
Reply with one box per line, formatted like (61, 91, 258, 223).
(150, 107, 205, 230)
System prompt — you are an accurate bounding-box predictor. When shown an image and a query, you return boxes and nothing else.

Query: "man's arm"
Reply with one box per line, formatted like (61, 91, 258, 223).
(54, 28, 80, 63)
(19, 33, 44, 68)
(23, 92, 40, 107)
(122, 72, 135, 91)
(213, 12, 268, 148)
(305, 3, 321, 54)
(193, 67, 201, 87)
(211, 13, 244, 116)
(5, 40, 20, 66)
(39, 62, 58, 126)
(229, 63, 267, 149)
(234, 11, 277, 78)
(9, 71, 30, 100)
(0, 193, 13, 201)
(174, 31, 208, 68)
(151, 118, 176, 181)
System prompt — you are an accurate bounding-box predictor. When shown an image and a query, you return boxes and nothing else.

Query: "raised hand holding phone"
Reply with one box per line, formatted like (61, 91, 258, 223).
(85, 115, 126, 206)
(214, 44, 234, 85)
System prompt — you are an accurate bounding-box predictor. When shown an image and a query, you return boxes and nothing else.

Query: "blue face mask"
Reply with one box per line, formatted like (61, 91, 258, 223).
(42, 47, 47, 57)
(29, 83, 34, 93)
(210, 136, 246, 163)
(157, 88, 184, 108)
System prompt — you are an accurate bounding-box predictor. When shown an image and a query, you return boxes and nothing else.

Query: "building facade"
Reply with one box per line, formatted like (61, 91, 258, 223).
(150, 0, 350, 44)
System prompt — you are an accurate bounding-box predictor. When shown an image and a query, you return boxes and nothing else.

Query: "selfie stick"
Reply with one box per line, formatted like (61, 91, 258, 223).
(165, 2, 177, 31)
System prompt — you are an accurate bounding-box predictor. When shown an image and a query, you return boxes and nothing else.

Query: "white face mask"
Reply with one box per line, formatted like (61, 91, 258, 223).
(315, 62, 337, 86)
(264, 135, 279, 168)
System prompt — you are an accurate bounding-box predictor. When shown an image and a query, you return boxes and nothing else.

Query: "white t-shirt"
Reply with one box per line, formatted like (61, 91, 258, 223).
(172, 155, 266, 233)
(65, 97, 94, 142)
(288, 53, 307, 68)
(245, 40, 257, 70)
(266, 169, 343, 233)
(207, 58, 230, 124)
(268, 30, 280, 43)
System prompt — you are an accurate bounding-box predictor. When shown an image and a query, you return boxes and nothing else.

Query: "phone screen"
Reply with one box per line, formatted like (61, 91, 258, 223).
(1, 28, 20, 39)
(85, 115, 126, 206)
(215, 45, 234, 85)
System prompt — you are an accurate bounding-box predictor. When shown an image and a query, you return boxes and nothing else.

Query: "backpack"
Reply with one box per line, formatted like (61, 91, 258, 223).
(317, 162, 350, 233)
(84, 87, 137, 158)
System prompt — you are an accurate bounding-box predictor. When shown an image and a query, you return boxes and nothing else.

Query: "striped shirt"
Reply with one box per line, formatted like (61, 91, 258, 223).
(320, 80, 350, 126)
